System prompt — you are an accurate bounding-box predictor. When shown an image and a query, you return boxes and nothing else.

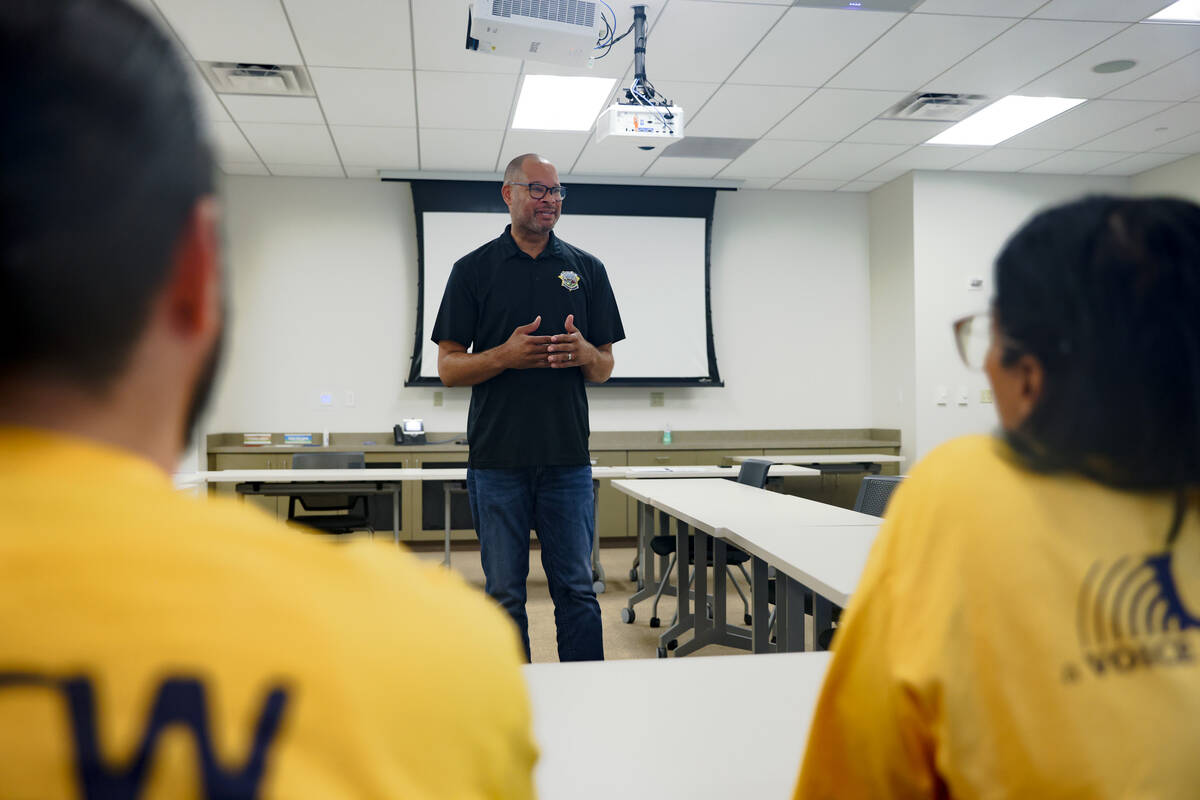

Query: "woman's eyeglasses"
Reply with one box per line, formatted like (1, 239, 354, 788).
(953, 311, 992, 370)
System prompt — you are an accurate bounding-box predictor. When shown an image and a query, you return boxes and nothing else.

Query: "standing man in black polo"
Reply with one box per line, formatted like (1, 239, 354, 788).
(432, 153, 624, 662)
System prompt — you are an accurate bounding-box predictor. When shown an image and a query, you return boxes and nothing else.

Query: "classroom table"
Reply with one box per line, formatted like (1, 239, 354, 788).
(611, 478, 878, 656)
(192, 463, 818, 593)
(524, 651, 831, 800)
(731, 453, 905, 474)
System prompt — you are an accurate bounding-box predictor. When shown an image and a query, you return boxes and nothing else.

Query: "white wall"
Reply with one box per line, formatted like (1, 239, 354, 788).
(205, 178, 876, 438)
(868, 175, 915, 463)
(909, 170, 1128, 458)
(1131, 153, 1200, 202)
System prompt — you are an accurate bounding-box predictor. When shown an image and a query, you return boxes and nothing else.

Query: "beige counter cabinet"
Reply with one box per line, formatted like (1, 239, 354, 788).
(210, 453, 291, 519)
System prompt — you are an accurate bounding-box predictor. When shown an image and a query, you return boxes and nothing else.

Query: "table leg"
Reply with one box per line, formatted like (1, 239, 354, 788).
(777, 576, 808, 653)
(752, 556, 771, 653)
(393, 489, 401, 547)
(443, 483, 452, 566)
(658, 519, 694, 656)
(813, 594, 834, 650)
(675, 533, 752, 658)
(622, 501, 659, 620)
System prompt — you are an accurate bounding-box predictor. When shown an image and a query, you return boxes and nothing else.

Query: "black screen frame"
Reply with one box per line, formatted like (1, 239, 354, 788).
(400, 178, 725, 388)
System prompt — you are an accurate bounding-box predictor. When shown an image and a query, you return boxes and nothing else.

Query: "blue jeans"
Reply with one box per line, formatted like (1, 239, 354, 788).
(467, 465, 603, 662)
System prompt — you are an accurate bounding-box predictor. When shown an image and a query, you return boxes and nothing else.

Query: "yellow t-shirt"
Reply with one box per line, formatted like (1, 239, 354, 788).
(794, 435, 1200, 799)
(0, 427, 537, 799)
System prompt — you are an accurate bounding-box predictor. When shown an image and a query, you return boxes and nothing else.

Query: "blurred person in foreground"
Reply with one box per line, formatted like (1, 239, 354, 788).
(0, 1, 535, 797)
(794, 195, 1200, 798)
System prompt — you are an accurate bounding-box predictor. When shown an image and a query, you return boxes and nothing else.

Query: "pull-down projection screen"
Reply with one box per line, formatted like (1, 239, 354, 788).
(404, 180, 723, 387)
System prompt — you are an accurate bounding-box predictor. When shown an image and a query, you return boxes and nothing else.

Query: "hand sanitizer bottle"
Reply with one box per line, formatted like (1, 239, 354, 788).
(662, 424, 672, 445)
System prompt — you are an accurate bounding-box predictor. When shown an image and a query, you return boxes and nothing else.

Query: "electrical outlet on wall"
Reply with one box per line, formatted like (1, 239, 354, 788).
(649, 391, 665, 407)
(433, 391, 444, 407)
(980, 388, 994, 404)
(344, 390, 356, 407)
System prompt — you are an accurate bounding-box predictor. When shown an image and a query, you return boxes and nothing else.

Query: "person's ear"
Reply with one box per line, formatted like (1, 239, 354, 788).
(501, 183, 513, 209)
(165, 196, 221, 341)
(1013, 352, 1044, 424)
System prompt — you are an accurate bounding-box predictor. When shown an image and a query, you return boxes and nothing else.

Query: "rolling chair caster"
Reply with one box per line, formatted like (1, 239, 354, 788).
(744, 614, 752, 625)
(667, 639, 678, 651)
(649, 617, 660, 628)
(657, 647, 667, 659)
(620, 607, 635, 624)
(629, 568, 639, 581)
(593, 580, 606, 594)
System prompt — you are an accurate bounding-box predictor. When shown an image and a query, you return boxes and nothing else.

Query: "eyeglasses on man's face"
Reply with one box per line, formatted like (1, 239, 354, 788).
(953, 311, 992, 371)
(508, 182, 566, 201)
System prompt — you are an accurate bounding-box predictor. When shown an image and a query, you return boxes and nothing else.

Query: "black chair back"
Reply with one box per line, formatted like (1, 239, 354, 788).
(737, 458, 773, 489)
(291, 452, 367, 518)
(853, 475, 904, 517)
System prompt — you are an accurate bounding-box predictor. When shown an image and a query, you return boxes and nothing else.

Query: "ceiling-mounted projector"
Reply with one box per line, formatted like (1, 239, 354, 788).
(595, 103, 684, 145)
(466, 1, 601, 67)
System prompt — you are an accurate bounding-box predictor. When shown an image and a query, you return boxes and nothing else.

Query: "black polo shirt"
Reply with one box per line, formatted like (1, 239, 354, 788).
(431, 225, 625, 469)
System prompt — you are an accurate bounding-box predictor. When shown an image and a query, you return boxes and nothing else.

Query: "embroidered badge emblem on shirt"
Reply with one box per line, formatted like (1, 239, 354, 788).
(559, 270, 581, 291)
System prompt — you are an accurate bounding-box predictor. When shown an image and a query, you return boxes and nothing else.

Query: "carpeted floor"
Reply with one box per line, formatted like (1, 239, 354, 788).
(415, 545, 809, 663)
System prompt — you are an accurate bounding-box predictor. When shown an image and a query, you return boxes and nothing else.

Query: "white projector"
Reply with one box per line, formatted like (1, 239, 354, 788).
(467, 1, 601, 67)
(594, 103, 685, 145)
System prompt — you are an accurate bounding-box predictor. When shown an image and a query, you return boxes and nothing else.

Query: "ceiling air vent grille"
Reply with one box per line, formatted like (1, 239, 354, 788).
(490, 0, 596, 28)
(199, 62, 314, 96)
(879, 92, 988, 122)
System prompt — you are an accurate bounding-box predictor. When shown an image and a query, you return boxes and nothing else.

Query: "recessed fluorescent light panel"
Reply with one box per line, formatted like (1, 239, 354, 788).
(512, 75, 616, 131)
(1147, 0, 1200, 22)
(927, 95, 1086, 146)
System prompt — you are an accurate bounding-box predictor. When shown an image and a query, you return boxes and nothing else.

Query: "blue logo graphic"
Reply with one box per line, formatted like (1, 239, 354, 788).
(1077, 551, 1200, 648)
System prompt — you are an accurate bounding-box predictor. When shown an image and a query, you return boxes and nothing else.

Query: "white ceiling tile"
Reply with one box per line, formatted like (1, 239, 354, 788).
(1089, 151, 1190, 174)
(718, 140, 831, 179)
(309, 68, 417, 127)
(768, 88, 908, 141)
(687, 85, 814, 138)
(857, 143, 978, 180)
(1003, 99, 1173, 149)
(737, 179, 781, 190)
(644, 157, 731, 178)
(637, 1, 787, 83)
(790, 142, 909, 180)
(420, 129, 504, 171)
(915, 0, 1045, 15)
(951, 147, 1063, 171)
(208, 122, 259, 162)
(1154, 130, 1200, 154)
(154, 0, 302, 63)
(239, 123, 341, 165)
(845, 119, 954, 144)
(412, 0, 520, 73)
(220, 162, 269, 176)
(267, 164, 347, 177)
(1019, 23, 1200, 98)
(571, 139, 661, 175)
(499, 131, 591, 174)
(924, 20, 1124, 96)
(417, 71, 518, 129)
(284, 0, 413, 69)
(639, 81, 723, 121)
(330, 126, 419, 168)
(1106, 52, 1200, 102)
(345, 166, 382, 179)
(1021, 150, 1129, 173)
(1081, 102, 1200, 151)
(839, 181, 884, 191)
(828, 14, 1016, 91)
(730, 7, 904, 87)
(221, 96, 325, 124)
(1032, 0, 1175, 22)
(775, 179, 847, 191)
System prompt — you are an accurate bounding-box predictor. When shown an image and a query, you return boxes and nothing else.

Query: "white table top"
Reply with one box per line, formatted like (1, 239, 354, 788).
(524, 651, 830, 800)
(189, 463, 818, 484)
(610, 478, 879, 604)
(732, 453, 905, 466)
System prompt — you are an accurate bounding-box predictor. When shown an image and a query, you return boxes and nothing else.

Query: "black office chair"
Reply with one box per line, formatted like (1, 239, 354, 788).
(287, 452, 374, 536)
(645, 458, 774, 634)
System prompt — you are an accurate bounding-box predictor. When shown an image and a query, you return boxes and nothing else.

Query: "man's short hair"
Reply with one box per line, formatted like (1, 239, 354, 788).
(503, 153, 549, 185)
(0, 0, 214, 387)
